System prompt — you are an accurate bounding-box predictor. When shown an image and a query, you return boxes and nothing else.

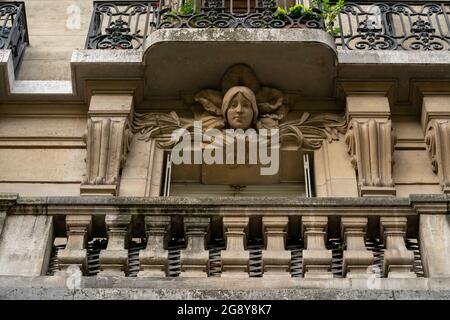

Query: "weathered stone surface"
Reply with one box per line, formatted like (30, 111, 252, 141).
(0, 215, 53, 276)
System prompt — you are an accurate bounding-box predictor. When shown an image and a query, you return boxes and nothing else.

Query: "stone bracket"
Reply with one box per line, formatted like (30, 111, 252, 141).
(81, 94, 134, 197)
(221, 216, 250, 278)
(261, 216, 290, 277)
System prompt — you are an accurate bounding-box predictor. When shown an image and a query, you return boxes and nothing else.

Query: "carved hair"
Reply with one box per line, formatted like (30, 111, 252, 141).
(221, 86, 259, 125)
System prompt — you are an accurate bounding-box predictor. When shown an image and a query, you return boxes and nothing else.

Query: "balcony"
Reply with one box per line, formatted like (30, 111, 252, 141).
(85, 0, 450, 51)
(0, 2, 28, 71)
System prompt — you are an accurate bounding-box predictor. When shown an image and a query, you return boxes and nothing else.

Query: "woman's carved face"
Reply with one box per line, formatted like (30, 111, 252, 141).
(226, 92, 254, 129)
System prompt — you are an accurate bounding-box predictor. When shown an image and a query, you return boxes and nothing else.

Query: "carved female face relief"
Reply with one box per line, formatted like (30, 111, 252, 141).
(222, 86, 258, 130)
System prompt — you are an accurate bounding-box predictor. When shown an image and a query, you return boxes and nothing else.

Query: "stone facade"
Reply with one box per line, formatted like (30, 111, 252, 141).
(0, 0, 450, 300)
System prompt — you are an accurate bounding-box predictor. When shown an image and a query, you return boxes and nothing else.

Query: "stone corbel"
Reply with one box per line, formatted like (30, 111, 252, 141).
(57, 215, 92, 275)
(180, 217, 210, 277)
(380, 217, 416, 278)
(221, 216, 250, 278)
(341, 217, 374, 278)
(261, 216, 290, 277)
(81, 94, 134, 196)
(99, 214, 131, 276)
(301, 216, 332, 278)
(138, 216, 171, 277)
(345, 96, 396, 196)
(422, 96, 450, 194)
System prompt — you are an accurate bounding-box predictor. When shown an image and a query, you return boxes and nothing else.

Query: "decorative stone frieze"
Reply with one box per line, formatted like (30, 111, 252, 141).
(380, 217, 416, 278)
(422, 96, 450, 194)
(57, 215, 92, 274)
(99, 214, 131, 276)
(301, 216, 332, 278)
(341, 217, 374, 278)
(345, 95, 396, 196)
(261, 216, 290, 277)
(221, 216, 250, 278)
(81, 94, 134, 196)
(138, 216, 171, 277)
(180, 217, 210, 277)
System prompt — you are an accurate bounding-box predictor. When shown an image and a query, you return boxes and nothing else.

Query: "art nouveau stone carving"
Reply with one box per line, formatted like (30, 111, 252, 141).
(133, 65, 346, 150)
(81, 95, 134, 196)
(345, 96, 396, 196)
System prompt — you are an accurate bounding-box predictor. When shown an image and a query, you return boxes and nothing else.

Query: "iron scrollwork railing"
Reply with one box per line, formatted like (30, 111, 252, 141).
(86, 1, 159, 49)
(0, 2, 29, 70)
(336, 2, 450, 50)
(158, 0, 323, 29)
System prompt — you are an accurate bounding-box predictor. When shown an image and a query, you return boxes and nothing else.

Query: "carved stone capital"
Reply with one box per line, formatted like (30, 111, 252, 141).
(58, 215, 92, 274)
(138, 216, 171, 277)
(81, 94, 134, 196)
(345, 96, 395, 196)
(99, 214, 132, 276)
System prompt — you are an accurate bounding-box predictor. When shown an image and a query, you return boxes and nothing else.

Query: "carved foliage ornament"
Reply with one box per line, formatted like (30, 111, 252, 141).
(425, 119, 450, 191)
(133, 65, 346, 149)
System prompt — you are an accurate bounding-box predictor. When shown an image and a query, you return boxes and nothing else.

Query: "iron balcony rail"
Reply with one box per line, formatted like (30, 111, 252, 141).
(0, 2, 28, 70)
(86, 0, 450, 50)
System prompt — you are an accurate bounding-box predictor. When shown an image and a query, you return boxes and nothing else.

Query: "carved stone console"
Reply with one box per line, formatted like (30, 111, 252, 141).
(57, 215, 92, 274)
(345, 96, 396, 196)
(422, 96, 450, 194)
(81, 94, 134, 196)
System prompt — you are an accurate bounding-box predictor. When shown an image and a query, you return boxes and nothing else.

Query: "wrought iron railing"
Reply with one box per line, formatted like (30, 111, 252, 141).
(85, 0, 450, 51)
(0, 2, 28, 70)
(336, 2, 450, 50)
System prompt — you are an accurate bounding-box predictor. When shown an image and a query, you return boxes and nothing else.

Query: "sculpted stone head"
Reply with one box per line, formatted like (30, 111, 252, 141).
(221, 86, 258, 129)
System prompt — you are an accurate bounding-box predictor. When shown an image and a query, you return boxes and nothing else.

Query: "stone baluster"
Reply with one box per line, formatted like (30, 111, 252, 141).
(180, 217, 210, 277)
(138, 216, 171, 277)
(380, 217, 416, 278)
(57, 215, 92, 275)
(341, 217, 374, 278)
(221, 216, 250, 278)
(99, 214, 131, 276)
(261, 216, 290, 277)
(301, 216, 332, 278)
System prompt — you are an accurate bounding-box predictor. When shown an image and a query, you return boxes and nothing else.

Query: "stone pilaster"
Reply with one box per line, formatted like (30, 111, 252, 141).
(380, 217, 416, 278)
(341, 217, 374, 278)
(221, 216, 250, 278)
(99, 214, 131, 276)
(180, 217, 210, 277)
(345, 96, 396, 196)
(261, 216, 290, 277)
(81, 94, 134, 196)
(57, 215, 92, 274)
(138, 216, 171, 277)
(301, 216, 332, 278)
(422, 96, 450, 194)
